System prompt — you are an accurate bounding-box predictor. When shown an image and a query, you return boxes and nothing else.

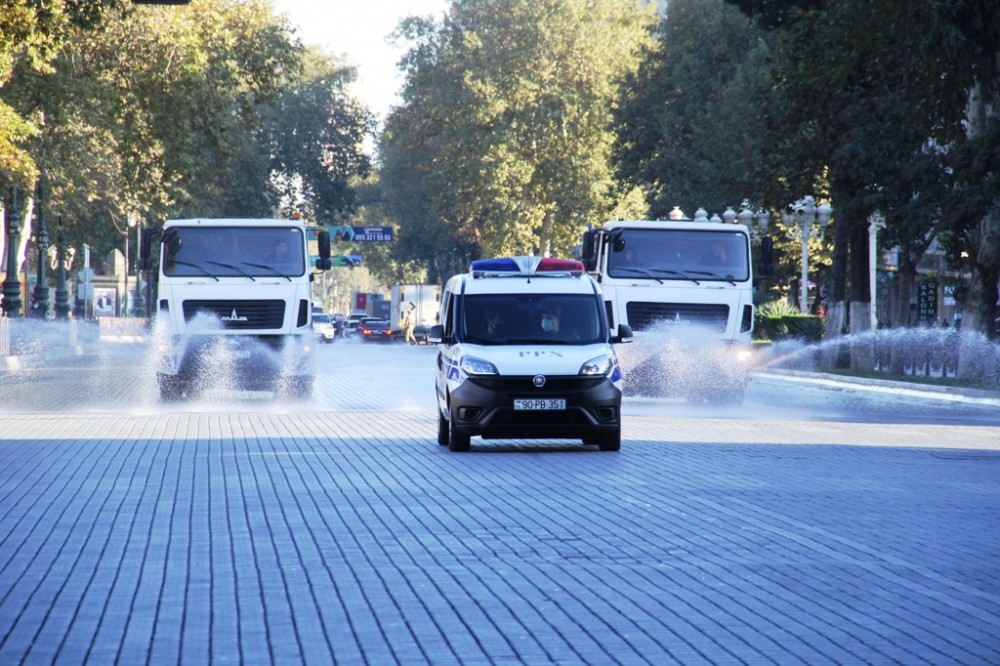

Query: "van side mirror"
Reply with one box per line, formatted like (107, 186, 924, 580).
(611, 323, 633, 344)
(428, 324, 446, 344)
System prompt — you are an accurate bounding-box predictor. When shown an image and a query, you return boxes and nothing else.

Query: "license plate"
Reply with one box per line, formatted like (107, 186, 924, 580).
(514, 398, 566, 410)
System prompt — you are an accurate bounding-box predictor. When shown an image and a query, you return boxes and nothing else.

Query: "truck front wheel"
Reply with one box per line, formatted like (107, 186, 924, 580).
(158, 375, 184, 402)
(280, 376, 314, 399)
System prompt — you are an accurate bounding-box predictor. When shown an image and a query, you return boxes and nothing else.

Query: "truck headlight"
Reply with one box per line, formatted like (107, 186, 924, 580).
(579, 354, 612, 376)
(461, 355, 499, 375)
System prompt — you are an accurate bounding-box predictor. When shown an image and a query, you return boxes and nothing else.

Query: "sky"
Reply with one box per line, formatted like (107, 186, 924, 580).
(270, 1, 451, 122)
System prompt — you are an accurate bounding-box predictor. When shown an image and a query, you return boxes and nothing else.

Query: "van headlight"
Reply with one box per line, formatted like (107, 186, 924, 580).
(579, 354, 613, 376)
(461, 355, 499, 375)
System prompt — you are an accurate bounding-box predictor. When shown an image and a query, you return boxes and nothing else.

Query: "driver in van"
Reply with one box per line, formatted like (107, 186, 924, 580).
(540, 304, 562, 336)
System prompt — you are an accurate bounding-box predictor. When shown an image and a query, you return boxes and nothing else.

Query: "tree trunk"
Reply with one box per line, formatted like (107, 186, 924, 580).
(956, 82, 1000, 379)
(957, 203, 1000, 381)
(888, 244, 916, 374)
(821, 184, 851, 367)
(848, 214, 872, 370)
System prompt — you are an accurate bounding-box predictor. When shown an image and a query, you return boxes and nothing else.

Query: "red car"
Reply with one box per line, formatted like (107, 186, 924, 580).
(357, 319, 394, 342)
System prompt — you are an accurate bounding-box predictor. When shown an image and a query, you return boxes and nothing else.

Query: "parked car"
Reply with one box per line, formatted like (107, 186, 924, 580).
(357, 319, 394, 343)
(312, 313, 336, 343)
(343, 312, 367, 339)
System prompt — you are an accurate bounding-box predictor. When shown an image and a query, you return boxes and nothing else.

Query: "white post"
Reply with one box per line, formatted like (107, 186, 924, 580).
(868, 213, 884, 329)
(123, 231, 129, 318)
(799, 221, 812, 313)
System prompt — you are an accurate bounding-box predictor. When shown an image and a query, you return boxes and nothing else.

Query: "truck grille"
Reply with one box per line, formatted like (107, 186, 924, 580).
(626, 302, 729, 332)
(182, 300, 286, 330)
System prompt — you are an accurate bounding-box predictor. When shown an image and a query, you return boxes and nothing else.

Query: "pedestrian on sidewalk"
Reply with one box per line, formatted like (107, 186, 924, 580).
(402, 303, 417, 345)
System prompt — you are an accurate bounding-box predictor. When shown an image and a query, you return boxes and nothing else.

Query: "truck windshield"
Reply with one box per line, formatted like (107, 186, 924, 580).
(607, 229, 750, 282)
(460, 294, 604, 345)
(163, 226, 306, 277)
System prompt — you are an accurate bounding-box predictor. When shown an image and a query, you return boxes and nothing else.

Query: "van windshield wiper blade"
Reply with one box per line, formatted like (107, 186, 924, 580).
(207, 261, 256, 281)
(170, 260, 220, 281)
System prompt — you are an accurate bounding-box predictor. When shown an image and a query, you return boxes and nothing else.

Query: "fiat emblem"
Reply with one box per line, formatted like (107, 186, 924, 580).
(532, 374, 546, 388)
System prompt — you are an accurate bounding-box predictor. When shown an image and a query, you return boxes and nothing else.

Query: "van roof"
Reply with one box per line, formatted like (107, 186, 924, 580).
(454, 257, 598, 296)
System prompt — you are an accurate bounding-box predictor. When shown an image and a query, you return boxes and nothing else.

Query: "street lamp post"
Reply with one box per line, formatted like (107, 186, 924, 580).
(31, 178, 50, 319)
(54, 222, 71, 320)
(2, 188, 23, 317)
(783, 196, 833, 313)
(122, 218, 136, 317)
(735, 200, 772, 293)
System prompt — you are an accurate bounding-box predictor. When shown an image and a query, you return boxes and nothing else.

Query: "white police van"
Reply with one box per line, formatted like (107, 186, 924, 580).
(429, 256, 633, 452)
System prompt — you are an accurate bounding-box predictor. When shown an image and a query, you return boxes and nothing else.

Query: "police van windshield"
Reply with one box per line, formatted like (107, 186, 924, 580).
(607, 229, 749, 282)
(163, 226, 305, 278)
(461, 294, 604, 345)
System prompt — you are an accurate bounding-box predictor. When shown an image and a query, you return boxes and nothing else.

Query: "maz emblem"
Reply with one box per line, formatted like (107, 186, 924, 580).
(221, 309, 248, 322)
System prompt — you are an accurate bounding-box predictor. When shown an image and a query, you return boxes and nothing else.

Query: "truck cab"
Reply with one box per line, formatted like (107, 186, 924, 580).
(579, 209, 754, 402)
(146, 218, 331, 400)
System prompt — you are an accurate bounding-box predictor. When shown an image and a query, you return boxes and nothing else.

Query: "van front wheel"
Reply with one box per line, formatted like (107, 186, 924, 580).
(597, 428, 621, 452)
(437, 411, 449, 446)
(448, 417, 471, 452)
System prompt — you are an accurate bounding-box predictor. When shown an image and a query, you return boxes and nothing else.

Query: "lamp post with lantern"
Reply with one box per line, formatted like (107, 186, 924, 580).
(2, 188, 23, 317)
(782, 196, 833, 313)
(31, 178, 50, 319)
(734, 200, 772, 294)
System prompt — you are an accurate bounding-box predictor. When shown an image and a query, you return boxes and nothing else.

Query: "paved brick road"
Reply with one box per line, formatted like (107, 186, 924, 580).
(1, 342, 999, 664)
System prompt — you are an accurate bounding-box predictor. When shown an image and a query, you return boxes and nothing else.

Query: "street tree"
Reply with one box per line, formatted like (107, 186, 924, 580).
(259, 47, 375, 223)
(380, 0, 656, 269)
(612, 0, 771, 218)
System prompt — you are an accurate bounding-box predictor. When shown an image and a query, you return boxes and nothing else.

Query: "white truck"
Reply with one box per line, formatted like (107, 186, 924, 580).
(390, 284, 440, 342)
(578, 208, 755, 402)
(140, 217, 333, 400)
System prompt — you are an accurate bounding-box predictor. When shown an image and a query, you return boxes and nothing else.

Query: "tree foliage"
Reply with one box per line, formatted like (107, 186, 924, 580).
(613, 0, 771, 218)
(379, 0, 656, 278)
(1, 0, 372, 274)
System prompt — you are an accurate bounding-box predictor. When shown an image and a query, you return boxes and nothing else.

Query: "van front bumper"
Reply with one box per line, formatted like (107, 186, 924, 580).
(448, 375, 621, 440)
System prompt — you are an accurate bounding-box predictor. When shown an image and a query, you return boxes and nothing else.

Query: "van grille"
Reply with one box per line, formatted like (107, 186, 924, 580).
(625, 302, 729, 332)
(182, 300, 286, 329)
(469, 376, 605, 392)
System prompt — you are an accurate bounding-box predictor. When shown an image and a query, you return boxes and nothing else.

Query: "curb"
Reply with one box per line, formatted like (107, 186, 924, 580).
(758, 368, 1000, 406)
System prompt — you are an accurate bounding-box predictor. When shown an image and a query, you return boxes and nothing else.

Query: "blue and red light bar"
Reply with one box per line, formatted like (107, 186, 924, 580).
(470, 256, 585, 278)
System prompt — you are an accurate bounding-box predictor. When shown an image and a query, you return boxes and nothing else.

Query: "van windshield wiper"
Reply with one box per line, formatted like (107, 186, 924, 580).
(169, 260, 220, 281)
(242, 262, 292, 282)
(207, 261, 256, 281)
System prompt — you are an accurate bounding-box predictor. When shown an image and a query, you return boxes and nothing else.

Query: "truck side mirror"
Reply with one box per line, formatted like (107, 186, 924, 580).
(162, 228, 181, 256)
(137, 228, 154, 271)
(581, 229, 598, 272)
(316, 230, 332, 270)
